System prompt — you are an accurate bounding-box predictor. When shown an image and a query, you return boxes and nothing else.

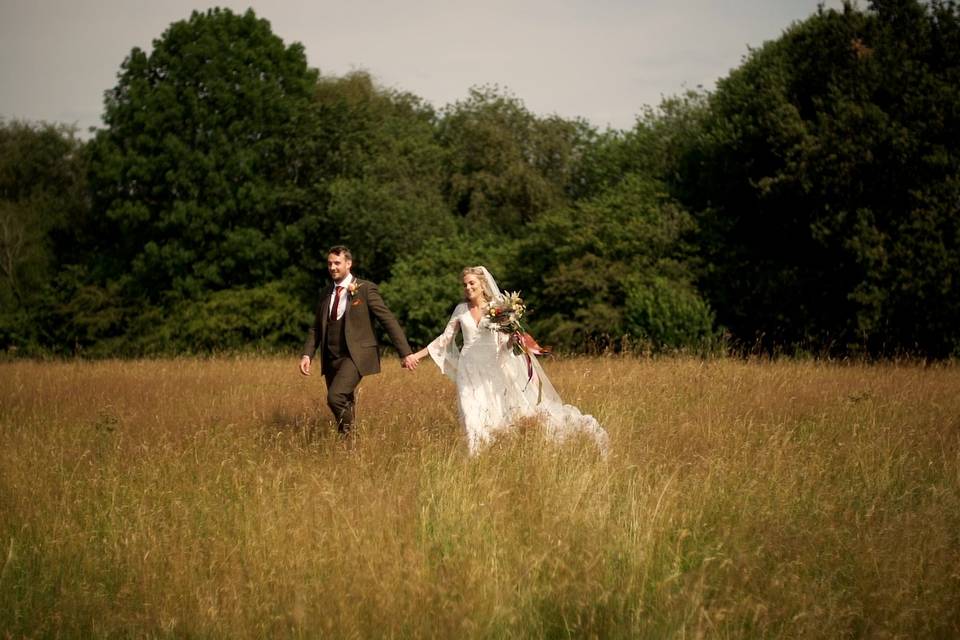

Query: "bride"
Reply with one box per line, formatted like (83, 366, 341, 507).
(409, 266, 609, 456)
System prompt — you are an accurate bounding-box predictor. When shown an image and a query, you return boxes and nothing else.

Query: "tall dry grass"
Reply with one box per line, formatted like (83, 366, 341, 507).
(1, 355, 958, 638)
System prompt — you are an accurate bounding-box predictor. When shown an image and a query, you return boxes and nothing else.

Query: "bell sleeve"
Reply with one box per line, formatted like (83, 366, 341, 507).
(427, 303, 465, 382)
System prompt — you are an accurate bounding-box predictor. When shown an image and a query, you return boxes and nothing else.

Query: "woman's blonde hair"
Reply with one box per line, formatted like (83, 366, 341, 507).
(461, 266, 495, 303)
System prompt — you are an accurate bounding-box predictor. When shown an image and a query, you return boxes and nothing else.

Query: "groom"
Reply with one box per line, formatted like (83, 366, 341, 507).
(299, 245, 416, 434)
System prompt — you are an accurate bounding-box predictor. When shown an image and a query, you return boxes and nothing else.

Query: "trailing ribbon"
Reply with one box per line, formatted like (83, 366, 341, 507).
(514, 331, 551, 403)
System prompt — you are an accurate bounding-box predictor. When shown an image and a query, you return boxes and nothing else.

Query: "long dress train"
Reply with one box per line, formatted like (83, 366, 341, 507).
(427, 302, 609, 456)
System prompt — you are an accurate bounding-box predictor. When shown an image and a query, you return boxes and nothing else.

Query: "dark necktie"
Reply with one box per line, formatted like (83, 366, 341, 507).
(329, 285, 343, 321)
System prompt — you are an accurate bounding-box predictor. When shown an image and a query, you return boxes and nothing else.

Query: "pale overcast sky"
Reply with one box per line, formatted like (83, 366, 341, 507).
(1, 0, 847, 136)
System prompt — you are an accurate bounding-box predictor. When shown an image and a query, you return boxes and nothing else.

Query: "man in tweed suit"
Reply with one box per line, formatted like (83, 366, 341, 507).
(300, 245, 416, 433)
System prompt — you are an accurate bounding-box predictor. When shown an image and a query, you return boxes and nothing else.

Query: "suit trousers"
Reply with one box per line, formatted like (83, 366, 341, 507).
(324, 357, 362, 433)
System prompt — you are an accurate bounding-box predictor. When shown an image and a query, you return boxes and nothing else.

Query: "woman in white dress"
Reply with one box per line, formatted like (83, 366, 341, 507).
(409, 266, 609, 456)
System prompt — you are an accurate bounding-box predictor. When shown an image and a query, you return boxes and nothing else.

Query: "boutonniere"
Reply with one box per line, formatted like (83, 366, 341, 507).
(348, 280, 363, 305)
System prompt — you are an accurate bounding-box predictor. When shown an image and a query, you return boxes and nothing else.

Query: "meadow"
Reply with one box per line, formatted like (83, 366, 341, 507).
(1, 355, 958, 638)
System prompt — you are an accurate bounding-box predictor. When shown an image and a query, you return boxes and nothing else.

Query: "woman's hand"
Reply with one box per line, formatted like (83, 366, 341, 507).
(403, 348, 429, 370)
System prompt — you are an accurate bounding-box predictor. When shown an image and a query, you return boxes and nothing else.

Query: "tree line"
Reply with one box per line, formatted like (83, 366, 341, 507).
(2, 0, 958, 358)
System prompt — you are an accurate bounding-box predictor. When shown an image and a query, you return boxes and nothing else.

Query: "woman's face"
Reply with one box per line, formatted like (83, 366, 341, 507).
(463, 274, 484, 303)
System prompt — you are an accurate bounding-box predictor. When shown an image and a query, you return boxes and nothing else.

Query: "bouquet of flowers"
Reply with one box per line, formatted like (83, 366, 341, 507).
(486, 291, 527, 349)
(486, 292, 551, 398)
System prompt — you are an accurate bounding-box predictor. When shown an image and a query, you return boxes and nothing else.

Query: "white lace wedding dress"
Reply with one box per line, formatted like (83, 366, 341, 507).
(427, 302, 610, 456)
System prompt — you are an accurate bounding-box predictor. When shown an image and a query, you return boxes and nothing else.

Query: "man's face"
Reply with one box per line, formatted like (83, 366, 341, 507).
(328, 253, 352, 282)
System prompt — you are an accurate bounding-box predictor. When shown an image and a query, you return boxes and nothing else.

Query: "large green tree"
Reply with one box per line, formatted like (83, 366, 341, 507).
(86, 8, 327, 305)
(680, 0, 960, 356)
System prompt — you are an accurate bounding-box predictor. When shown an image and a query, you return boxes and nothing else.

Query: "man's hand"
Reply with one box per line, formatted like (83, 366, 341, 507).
(402, 354, 419, 370)
(299, 355, 312, 376)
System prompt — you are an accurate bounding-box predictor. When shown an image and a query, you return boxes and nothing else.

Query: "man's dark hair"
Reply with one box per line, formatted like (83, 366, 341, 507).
(328, 245, 352, 261)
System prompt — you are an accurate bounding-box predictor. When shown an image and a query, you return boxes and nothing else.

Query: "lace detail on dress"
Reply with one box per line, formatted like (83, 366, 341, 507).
(427, 303, 466, 382)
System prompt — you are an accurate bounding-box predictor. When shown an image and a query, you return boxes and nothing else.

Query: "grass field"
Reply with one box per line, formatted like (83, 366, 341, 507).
(1, 355, 958, 638)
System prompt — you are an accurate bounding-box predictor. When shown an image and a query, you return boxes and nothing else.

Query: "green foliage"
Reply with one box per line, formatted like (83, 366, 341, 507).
(43, 267, 133, 355)
(316, 72, 458, 283)
(155, 282, 307, 354)
(0, 120, 87, 352)
(327, 177, 456, 281)
(439, 86, 593, 233)
(515, 174, 709, 351)
(7, 1, 960, 359)
(623, 276, 718, 351)
(680, 0, 960, 356)
(51, 281, 307, 357)
(86, 8, 326, 302)
(572, 91, 710, 202)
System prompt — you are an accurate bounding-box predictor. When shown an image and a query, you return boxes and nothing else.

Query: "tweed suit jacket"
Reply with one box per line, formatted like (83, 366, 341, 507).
(302, 279, 412, 376)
